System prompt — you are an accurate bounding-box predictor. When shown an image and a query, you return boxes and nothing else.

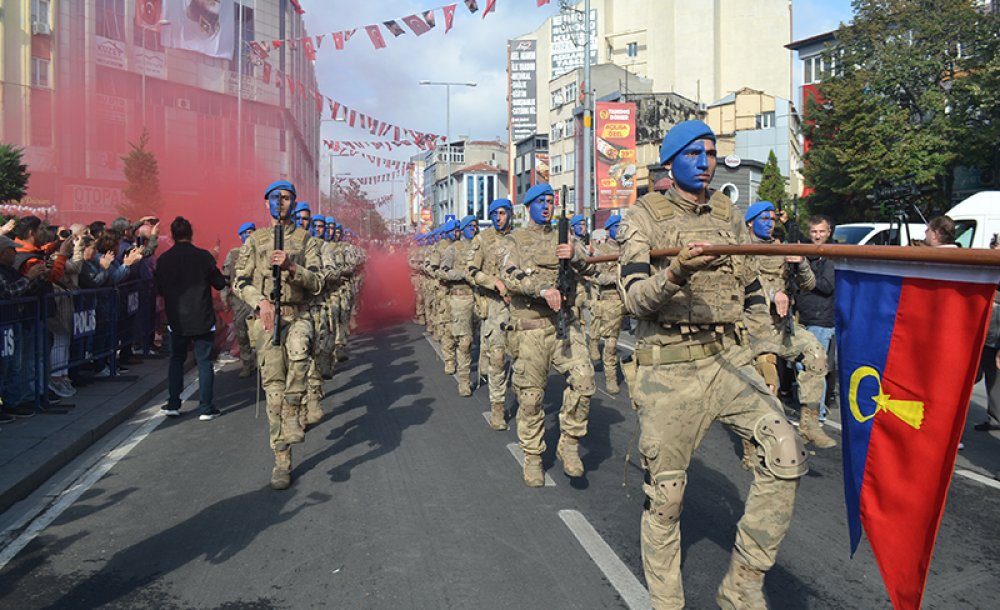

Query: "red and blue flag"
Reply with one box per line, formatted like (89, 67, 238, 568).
(835, 259, 999, 609)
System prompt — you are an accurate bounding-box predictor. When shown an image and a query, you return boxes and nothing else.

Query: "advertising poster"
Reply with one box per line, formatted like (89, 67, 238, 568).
(160, 0, 235, 60)
(534, 153, 550, 184)
(594, 102, 637, 209)
(508, 39, 537, 143)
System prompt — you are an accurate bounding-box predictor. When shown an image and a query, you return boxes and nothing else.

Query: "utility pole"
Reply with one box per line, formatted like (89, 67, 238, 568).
(582, 0, 592, 221)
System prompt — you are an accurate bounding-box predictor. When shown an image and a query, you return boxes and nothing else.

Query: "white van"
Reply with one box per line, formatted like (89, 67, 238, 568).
(944, 191, 1000, 249)
(832, 222, 927, 246)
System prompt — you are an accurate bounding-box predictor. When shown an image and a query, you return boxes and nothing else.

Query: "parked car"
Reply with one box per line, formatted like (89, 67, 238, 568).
(944, 191, 1000, 249)
(832, 222, 927, 246)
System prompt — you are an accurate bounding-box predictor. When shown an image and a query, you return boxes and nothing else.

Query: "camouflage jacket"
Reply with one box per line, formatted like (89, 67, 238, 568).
(234, 223, 322, 309)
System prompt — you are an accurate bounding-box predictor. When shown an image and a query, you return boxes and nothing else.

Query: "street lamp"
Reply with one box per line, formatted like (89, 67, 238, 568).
(419, 80, 476, 219)
(140, 19, 171, 125)
(321, 116, 346, 216)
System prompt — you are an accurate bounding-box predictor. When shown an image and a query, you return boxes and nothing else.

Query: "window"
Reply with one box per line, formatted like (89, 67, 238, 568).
(564, 81, 578, 104)
(755, 111, 775, 129)
(803, 55, 830, 85)
(551, 89, 564, 108)
(466, 175, 475, 216)
(552, 155, 563, 174)
(627, 42, 638, 58)
(551, 122, 564, 141)
(234, 5, 256, 75)
(31, 57, 50, 88)
(96, 0, 126, 40)
(515, 156, 523, 174)
(31, 0, 50, 24)
(565, 118, 575, 138)
(607, 44, 613, 61)
(565, 151, 575, 173)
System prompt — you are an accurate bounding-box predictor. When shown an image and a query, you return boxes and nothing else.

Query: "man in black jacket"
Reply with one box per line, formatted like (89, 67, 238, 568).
(796, 215, 837, 420)
(154, 217, 227, 420)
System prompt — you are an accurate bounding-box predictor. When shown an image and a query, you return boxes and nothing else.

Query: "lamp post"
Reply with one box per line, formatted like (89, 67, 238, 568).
(418, 80, 476, 220)
(320, 116, 347, 216)
(140, 19, 171, 126)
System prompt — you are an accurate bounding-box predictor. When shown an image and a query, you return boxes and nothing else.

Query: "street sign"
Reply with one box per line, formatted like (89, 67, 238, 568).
(444, 214, 456, 223)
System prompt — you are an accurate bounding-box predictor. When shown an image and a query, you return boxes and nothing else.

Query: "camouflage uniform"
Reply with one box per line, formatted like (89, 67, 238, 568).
(499, 222, 596, 485)
(752, 235, 835, 449)
(222, 245, 255, 377)
(438, 237, 477, 395)
(590, 238, 626, 394)
(467, 226, 512, 429)
(427, 239, 454, 368)
(235, 223, 322, 489)
(409, 246, 427, 324)
(618, 189, 806, 609)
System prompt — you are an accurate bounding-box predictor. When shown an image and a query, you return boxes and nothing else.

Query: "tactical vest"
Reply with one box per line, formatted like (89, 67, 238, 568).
(632, 190, 745, 325)
(507, 223, 573, 320)
(246, 225, 314, 306)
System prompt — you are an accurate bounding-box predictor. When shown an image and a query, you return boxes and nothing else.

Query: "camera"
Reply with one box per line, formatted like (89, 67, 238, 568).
(59, 229, 72, 239)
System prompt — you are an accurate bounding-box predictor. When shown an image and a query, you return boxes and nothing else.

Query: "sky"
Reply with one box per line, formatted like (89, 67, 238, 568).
(300, 0, 855, 210)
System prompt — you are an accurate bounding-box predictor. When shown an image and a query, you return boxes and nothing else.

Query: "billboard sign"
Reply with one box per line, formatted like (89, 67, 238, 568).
(595, 102, 637, 210)
(160, 0, 235, 60)
(551, 10, 598, 78)
(509, 39, 537, 144)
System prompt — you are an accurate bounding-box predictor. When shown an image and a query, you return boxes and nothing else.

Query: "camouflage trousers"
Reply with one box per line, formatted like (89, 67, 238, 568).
(769, 322, 828, 408)
(251, 313, 314, 451)
(631, 341, 802, 609)
(443, 294, 476, 383)
(308, 301, 330, 398)
(413, 274, 425, 322)
(228, 295, 255, 370)
(510, 320, 596, 456)
(481, 296, 511, 405)
(590, 296, 625, 384)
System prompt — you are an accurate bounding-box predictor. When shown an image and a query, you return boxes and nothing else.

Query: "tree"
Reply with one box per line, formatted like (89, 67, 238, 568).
(802, 0, 1000, 223)
(0, 143, 30, 203)
(757, 149, 788, 210)
(329, 179, 388, 240)
(120, 128, 164, 219)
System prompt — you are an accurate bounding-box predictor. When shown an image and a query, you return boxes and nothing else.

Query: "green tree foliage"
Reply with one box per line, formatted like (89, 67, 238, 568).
(757, 149, 788, 209)
(802, 0, 1000, 223)
(120, 128, 164, 218)
(0, 143, 30, 203)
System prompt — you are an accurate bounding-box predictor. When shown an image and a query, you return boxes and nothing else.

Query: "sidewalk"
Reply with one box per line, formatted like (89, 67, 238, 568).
(0, 358, 176, 515)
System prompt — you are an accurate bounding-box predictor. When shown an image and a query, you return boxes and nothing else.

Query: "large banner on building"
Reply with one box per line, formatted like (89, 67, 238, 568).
(551, 9, 597, 78)
(160, 0, 235, 60)
(508, 39, 538, 144)
(595, 102, 637, 209)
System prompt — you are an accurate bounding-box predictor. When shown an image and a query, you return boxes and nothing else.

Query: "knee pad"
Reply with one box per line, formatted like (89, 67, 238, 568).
(569, 363, 596, 396)
(518, 388, 544, 416)
(489, 346, 506, 369)
(644, 469, 687, 527)
(801, 345, 828, 376)
(752, 414, 808, 479)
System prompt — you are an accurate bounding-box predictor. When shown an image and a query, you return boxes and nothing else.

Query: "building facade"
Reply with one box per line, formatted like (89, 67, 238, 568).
(419, 139, 508, 225)
(1, 0, 320, 225)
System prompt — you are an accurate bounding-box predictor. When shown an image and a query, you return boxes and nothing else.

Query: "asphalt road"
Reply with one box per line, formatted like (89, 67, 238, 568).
(1, 322, 998, 609)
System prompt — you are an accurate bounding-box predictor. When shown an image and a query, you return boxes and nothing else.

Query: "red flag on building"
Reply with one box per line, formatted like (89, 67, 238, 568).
(249, 41, 269, 60)
(286, 74, 295, 95)
(287, 39, 298, 51)
(365, 25, 387, 49)
(302, 37, 316, 61)
(483, 0, 496, 18)
(272, 40, 284, 49)
(464, 0, 479, 13)
(443, 4, 457, 33)
(332, 31, 345, 50)
(297, 81, 306, 98)
(262, 62, 272, 84)
(315, 92, 323, 113)
(383, 20, 406, 37)
(402, 14, 432, 36)
(289, 0, 305, 15)
(135, 0, 163, 29)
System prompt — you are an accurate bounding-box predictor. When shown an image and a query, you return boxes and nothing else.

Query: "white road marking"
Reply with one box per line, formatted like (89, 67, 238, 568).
(0, 373, 202, 570)
(558, 509, 652, 610)
(955, 468, 1000, 490)
(506, 443, 556, 487)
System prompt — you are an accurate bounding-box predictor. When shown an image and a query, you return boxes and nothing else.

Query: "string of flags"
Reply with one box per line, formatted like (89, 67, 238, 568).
(328, 149, 415, 171)
(248, 0, 550, 56)
(337, 169, 409, 186)
(324, 140, 429, 153)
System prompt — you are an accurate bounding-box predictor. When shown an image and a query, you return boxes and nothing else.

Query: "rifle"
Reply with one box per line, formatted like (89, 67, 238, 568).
(556, 186, 572, 340)
(271, 221, 284, 346)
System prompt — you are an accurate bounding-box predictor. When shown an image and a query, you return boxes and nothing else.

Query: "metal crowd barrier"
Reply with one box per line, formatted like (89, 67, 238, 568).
(0, 279, 156, 410)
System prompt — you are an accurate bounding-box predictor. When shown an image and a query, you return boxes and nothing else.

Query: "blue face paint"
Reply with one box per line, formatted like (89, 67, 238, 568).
(671, 140, 715, 193)
(528, 197, 552, 225)
(751, 212, 775, 240)
(608, 224, 619, 241)
(573, 222, 586, 238)
(239, 230, 253, 243)
(463, 222, 478, 240)
(490, 209, 506, 232)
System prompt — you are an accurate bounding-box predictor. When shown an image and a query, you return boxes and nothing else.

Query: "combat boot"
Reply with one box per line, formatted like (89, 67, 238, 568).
(799, 406, 837, 449)
(280, 403, 305, 445)
(716, 553, 768, 610)
(444, 361, 457, 375)
(305, 397, 324, 426)
(239, 363, 255, 379)
(270, 449, 292, 490)
(606, 376, 620, 395)
(523, 454, 544, 487)
(457, 381, 472, 397)
(556, 435, 585, 477)
(489, 402, 508, 431)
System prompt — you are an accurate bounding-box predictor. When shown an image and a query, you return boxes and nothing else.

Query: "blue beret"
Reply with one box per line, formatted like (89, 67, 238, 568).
(237, 222, 256, 235)
(295, 201, 311, 214)
(659, 120, 716, 165)
(325, 216, 335, 225)
(570, 214, 586, 226)
(311, 215, 325, 224)
(488, 198, 512, 215)
(460, 215, 478, 230)
(524, 184, 554, 205)
(265, 180, 296, 200)
(604, 214, 621, 230)
(744, 201, 775, 223)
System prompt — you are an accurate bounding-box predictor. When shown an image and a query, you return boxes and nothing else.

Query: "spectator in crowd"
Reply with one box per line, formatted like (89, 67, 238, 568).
(13, 215, 72, 283)
(926, 215, 958, 247)
(797, 215, 838, 420)
(80, 232, 143, 377)
(0, 234, 48, 420)
(46, 228, 86, 398)
(154, 216, 227, 420)
(1, 217, 15, 236)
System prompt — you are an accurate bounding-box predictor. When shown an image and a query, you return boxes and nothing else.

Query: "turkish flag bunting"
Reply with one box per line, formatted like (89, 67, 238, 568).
(298, 81, 306, 98)
(538, 0, 550, 5)
(262, 62, 271, 84)
(365, 25, 387, 49)
(315, 92, 323, 113)
(329, 100, 340, 120)
(272, 40, 284, 49)
(348, 110, 357, 127)
(287, 39, 298, 50)
(464, 0, 479, 13)
(315, 34, 325, 48)
(394, 127, 401, 141)
(249, 41, 269, 59)
(345, 29, 358, 42)
(402, 14, 432, 36)
(443, 4, 457, 33)
(303, 37, 316, 61)
(383, 20, 406, 37)
(289, 0, 305, 15)
(286, 75, 295, 95)
(332, 31, 345, 50)
(483, 0, 496, 18)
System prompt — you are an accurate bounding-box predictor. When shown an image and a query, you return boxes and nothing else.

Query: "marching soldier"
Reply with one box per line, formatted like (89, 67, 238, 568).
(499, 184, 597, 487)
(617, 121, 805, 608)
(235, 180, 322, 491)
(467, 199, 515, 429)
(590, 214, 627, 394)
(438, 215, 480, 396)
(222, 222, 257, 378)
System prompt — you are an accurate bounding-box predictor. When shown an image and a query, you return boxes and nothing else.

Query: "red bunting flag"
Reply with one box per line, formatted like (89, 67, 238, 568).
(302, 37, 316, 61)
(315, 92, 323, 113)
(345, 29, 357, 42)
(262, 61, 271, 84)
(365, 25, 387, 49)
(383, 20, 406, 37)
(394, 127, 401, 141)
(297, 81, 306, 98)
(332, 31, 345, 50)
(272, 39, 284, 49)
(348, 109, 357, 127)
(287, 39, 298, 50)
(329, 100, 340, 120)
(315, 34, 325, 48)
(289, 0, 305, 15)
(249, 41, 269, 59)
(402, 14, 432, 36)
(538, 0, 550, 5)
(443, 4, 457, 33)
(483, 0, 496, 18)
(464, 0, 479, 13)
(286, 74, 294, 95)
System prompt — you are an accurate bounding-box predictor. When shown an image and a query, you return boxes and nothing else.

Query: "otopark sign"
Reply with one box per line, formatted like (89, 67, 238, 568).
(594, 102, 637, 210)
